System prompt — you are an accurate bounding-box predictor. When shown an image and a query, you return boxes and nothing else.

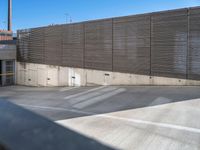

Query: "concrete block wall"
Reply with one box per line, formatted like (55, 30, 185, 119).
(16, 62, 200, 87)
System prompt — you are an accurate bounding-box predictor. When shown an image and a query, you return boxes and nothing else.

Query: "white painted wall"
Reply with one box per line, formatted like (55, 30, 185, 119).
(16, 62, 200, 87)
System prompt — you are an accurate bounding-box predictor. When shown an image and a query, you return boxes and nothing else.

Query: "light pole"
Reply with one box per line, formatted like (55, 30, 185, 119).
(70, 16, 72, 23)
(3, 21, 6, 30)
(65, 13, 73, 23)
(65, 13, 69, 23)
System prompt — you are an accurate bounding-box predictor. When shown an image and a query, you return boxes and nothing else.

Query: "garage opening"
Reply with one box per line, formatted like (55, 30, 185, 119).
(0, 60, 15, 86)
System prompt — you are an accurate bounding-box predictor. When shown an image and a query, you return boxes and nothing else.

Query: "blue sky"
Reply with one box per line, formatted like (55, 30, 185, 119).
(0, 0, 200, 32)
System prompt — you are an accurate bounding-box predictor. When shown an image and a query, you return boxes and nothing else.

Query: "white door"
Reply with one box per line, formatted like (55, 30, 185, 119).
(104, 73, 111, 85)
(68, 68, 75, 86)
(68, 68, 82, 87)
(47, 67, 58, 86)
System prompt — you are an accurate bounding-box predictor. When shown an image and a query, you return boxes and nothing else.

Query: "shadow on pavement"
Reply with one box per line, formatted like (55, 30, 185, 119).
(0, 100, 115, 150)
(1, 86, 200, 121)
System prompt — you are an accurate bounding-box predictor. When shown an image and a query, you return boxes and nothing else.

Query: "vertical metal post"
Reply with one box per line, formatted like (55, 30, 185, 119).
(111, 18, 114, 72)
(150, 15, 152, 77)
(186, 9, 190, 79)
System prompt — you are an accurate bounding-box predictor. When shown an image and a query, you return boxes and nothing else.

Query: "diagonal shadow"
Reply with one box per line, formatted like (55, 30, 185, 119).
(0, 144, 7, 150)
(0, 100, 115, 150)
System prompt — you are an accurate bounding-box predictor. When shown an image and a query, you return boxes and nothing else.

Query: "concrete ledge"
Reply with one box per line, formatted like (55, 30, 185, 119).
(16, 62, 200, 87)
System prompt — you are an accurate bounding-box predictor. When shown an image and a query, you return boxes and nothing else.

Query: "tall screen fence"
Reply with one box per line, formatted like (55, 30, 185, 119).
(17, 7, 200, 80)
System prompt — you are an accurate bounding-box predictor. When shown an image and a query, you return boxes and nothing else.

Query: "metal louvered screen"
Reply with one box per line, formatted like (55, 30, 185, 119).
(62, 23, 84, 68)
(151, 9, 188, 79)
(29, 28, 45, 64)
(84, 19, 113, 71)
(188, 7, 200, 80)
(17, 29, 30, 62)
(44, 26, 63, 66)
(17, 7, 200, 81)
(113, 14, 151, 75)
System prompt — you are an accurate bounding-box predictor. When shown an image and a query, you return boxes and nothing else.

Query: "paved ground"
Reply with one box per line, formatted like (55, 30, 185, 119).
(0, 85, 200, 150)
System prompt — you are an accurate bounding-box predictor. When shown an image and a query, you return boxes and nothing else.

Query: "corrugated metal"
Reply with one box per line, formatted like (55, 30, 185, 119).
(44, 25, 62, 66)
(188, 7, 200, 80)
(62, 23, 84, 68)
(84, 19, 113, 71)
(151, 9, 188, 78)
(113, 14, 151, 75)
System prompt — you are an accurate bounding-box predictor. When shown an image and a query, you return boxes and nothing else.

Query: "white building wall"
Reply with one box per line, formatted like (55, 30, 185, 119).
(16, 62, 200, 87)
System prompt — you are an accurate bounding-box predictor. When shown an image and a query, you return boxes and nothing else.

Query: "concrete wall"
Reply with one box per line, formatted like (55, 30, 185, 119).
(16, 62, 200, 87)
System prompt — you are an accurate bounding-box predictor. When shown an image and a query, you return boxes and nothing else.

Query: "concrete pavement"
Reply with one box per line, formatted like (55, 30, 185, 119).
(0, 85, 200, 149)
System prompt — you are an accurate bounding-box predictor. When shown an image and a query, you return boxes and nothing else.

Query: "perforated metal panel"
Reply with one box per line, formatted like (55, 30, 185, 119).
(113, 14, 151, 75)
(151, 9, 188, 78)
(84, 19, 113, 71)
(188, 7, 200, 80)
(62, 23, 84, 68)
